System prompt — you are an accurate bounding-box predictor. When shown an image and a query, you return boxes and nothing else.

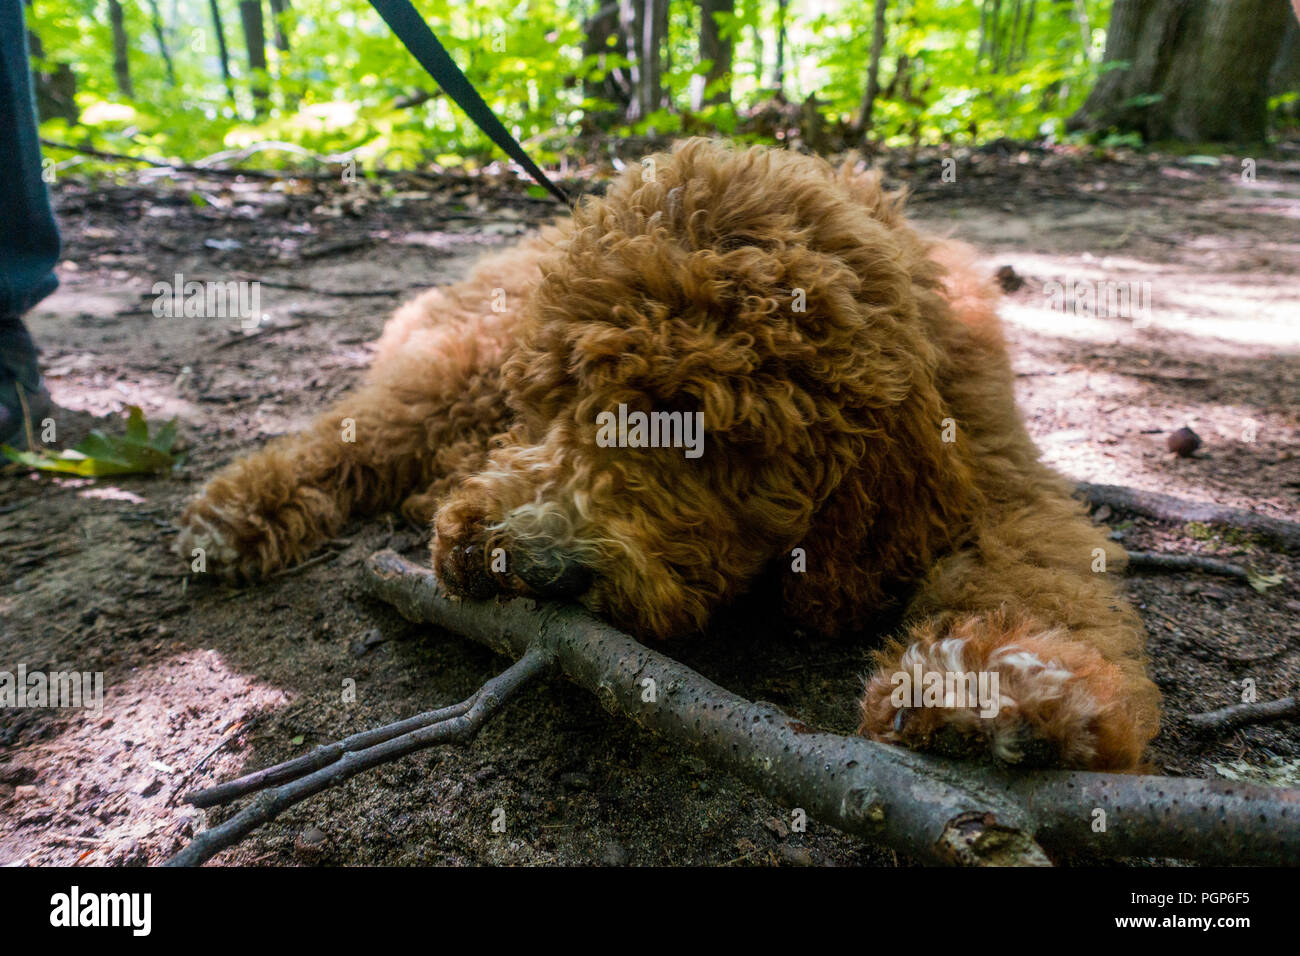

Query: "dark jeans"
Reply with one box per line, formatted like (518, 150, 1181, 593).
(0, 0, 60, 378)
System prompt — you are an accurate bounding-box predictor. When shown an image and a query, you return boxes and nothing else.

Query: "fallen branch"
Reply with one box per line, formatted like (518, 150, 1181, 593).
(229, 274, 425, 298)
(1077, 482, 1300, 553)
(1186, 696, 1300, 735)
(166, 646, 551, 866)
(40, 138, 325, 180)
(343, 550, 1297, 866)
(1124, 550, 1253, 582)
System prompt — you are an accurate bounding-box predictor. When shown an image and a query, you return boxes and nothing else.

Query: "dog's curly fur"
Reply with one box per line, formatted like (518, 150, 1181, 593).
(178, 139, 1160, 771)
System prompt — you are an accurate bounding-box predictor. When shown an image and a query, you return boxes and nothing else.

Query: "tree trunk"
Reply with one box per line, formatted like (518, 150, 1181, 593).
(1068, 0, 1292, 143)
(852, 0, 889, 138)
(1019, 0, 1038, 64)
(146, 0, 177, 86)
(238, 0, 269, 116)
(1271, 9, 1300, 119)
(583, 1, 629, 125)
(208, 0, 236, 103)
(268, 0, 291, 52)
(773, 0, 788, 91)
(25, 12, 79, 124)
(987, 0, 1003, 68)
(107, 0, 133, 98)
(693, 0, 734, 108)
(618, 0, 668, 122)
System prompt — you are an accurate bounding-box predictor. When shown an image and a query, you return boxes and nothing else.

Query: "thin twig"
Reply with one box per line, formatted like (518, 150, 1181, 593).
(229, 274, 423, 298)
(167, 715, 263, 806)
(185, 699, 473, 808)
(166, 646, 551, 866)
(211, 322, 306, 352)
(39, 138, 341, 180)
(1186, 696, 1299, 734)
(1125, 550, 1253, 582)
(271, 549, 340, 578)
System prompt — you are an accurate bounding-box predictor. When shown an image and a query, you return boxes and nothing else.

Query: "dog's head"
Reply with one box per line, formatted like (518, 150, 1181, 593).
(434, 139, 975, 638)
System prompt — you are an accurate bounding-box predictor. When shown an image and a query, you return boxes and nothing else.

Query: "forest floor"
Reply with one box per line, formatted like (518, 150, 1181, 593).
(1, 140, 1298, 867)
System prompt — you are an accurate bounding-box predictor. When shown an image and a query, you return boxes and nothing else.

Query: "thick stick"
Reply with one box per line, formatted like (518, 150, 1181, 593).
(362, 550, 1300, 866)
(1077, 482, 1300, 553)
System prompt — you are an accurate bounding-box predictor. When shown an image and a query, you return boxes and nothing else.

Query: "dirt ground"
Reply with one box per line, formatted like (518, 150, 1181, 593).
(1, 142, 1297, 867)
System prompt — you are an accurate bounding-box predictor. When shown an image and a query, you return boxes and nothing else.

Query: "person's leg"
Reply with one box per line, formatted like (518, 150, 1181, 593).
(0, 0, 60, 448)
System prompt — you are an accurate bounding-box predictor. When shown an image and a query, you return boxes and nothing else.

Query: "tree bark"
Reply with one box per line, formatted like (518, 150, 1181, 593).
(1068, 0, 1293, 143)
(238, 0, 269, 116)
(107, 0, 133, 99)
(582, 1, 629, 125)
(773, 0, 788, 91)
(146, 0, 178, 86)
(268, 0, 291, 52)
(25, 14, 79, 124)
(693, 0, 734, 108)
(208, 0, 236, 103)
(618, 0, 668, 122)
(852, 0, 889, 138)
(1271, 10, 1300, 118)
(1075, 481, 1300, 553)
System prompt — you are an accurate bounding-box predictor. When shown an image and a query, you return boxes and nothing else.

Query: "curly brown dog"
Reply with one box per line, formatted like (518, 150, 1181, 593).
(178, 139, 1160, 771)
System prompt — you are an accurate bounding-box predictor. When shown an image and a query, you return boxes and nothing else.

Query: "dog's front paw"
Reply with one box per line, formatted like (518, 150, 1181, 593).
(176, 499, 255, 582)
(859, 613, 1145, 770)
(431, 526, 591, 602)
(177, 464, 337, 582)
(431, 495, 591, 602)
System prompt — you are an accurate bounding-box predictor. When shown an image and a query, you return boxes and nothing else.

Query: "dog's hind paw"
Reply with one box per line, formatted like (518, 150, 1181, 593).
(858, 612, 1148, 771)
(176, 499, 260, 582)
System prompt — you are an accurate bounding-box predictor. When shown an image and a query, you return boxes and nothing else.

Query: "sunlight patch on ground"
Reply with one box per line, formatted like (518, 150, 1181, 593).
(77, 486, 147, 504)
(0, 649, 288, 866)
(989, 252, 1300, 354)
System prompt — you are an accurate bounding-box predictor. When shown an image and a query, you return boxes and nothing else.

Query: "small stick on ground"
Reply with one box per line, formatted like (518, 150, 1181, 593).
(271, 549, 340, 578)
(185, 699, 473, 808)
(166, 646, 552, 866)
(1186, 696, 1300, 735)
(167, 715, 262, 806)
(1125, 550, 1253, 582)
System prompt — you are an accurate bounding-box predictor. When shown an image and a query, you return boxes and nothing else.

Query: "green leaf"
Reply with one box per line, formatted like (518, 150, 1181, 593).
(5, 405, 178, 477)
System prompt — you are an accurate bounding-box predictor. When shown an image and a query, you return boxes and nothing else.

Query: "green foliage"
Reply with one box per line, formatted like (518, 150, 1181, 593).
(28, 0, 1123, 167)
(4, 405, 179, 476)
